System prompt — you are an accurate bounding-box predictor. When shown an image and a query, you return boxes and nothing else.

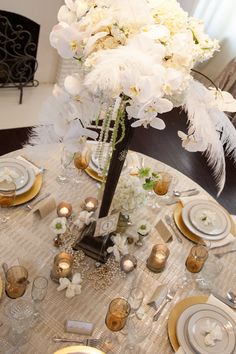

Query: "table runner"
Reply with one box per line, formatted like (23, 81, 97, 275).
(0, 144, 235, 354)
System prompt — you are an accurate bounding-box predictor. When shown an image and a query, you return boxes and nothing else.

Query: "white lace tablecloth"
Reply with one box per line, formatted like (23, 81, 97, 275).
(0, 144, 235, 354)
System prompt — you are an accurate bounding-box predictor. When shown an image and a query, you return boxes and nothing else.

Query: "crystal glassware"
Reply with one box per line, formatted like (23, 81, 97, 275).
(123, 313, 153, 354)
(5, 299, 35, 346)
(100, 298, 131, 353)
(31, 276, 48, 319)
(0, 180, 16, 224)
(5, 265, 29, 299)
(128, 287, 144, 314)
(73, 145, 91, 184)
(56, 146, 75, 184)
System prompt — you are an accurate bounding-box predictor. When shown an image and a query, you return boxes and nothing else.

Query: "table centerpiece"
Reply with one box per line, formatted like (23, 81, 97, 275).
(29, 0, 236, 261)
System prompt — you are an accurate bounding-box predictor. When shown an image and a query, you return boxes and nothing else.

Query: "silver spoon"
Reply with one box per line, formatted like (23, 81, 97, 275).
(173, 188, 198, 197)
(227, 291, 236, 304)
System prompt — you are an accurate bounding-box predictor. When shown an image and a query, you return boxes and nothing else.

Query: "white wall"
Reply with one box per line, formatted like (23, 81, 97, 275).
(0, 0, 63, 83)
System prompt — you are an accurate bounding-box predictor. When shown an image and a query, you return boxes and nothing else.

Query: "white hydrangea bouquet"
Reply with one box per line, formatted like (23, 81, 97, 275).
(31, 0, 236, 195)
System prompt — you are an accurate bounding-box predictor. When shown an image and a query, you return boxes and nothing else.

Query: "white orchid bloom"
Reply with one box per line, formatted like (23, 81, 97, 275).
(127, 97, 173, 128)
(57, 272, 82, 298)
(107, 234, 129, 262)
(78, 210, 94, 225)
(58, 5, 77, 24)
(0, 167, 19, 183)
(50, 217, 67, 235)
(178, 131, 207, 152)
(50, 22, 84, 59)
(209, 88, 236, 112)
(75, 0, 89, 19)
(141, 24, 170, 40)
(163, 68, 185, 95)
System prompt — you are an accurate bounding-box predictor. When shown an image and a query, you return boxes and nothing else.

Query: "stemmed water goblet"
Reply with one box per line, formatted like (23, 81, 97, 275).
(128, 287, 144, 315)
(123, 313, 153, 354)
(31, 276, 48, 320)
(99, 298, 131, 353)
(0, 180, 16, 224)
(56, 146, 75, 184)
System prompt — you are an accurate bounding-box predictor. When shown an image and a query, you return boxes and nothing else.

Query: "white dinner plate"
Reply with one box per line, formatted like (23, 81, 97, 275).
(189, 203, 228, 235)
(176, 303, 236, 354)
(182, 200, 231, 240)
(1, 159, 36, 196)
(53, 346, 105, 354)
(188, 309, 235, 354)
(0, 159, 29, 190)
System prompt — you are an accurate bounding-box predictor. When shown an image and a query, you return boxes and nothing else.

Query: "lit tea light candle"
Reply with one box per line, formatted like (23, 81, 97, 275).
(50, 252, 74, 283)
(120, 254, 137, 273)
(57, 202, 72, 218)
(146, 244, 169, 273)
(84, 197, 98, 212)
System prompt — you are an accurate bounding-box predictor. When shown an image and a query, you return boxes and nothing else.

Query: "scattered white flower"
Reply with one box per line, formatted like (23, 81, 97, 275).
(107, 234, 129, 262)
(50, 217, 67, 235)
(0, 167, 19, 183)
(57, 272, 82, 298)
(177, 131, 207, 152)
(210, 88, 236, 113)
(202, 320, 223, 347)
(74, 210, 94, 230)
(137, 220, 152, 236)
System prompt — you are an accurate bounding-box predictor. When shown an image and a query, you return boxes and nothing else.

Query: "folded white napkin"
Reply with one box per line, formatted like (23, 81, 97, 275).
(176, 294, 236, 353)
(16, 156, 42, 176)
(179, 195, 236, 249)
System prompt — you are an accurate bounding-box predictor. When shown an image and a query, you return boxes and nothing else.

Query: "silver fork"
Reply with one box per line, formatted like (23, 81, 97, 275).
(165, 215, 183, 243)
(214, 248, 236, 258)
(53, 337, 100, 346)
(153, 288, 176, 321)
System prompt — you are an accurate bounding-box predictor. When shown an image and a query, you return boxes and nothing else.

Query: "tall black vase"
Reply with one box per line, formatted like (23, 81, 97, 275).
(73, 113, 134, 262)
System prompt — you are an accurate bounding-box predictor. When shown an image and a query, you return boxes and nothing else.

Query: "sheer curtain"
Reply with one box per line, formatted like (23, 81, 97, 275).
(192, 0, 236, 80)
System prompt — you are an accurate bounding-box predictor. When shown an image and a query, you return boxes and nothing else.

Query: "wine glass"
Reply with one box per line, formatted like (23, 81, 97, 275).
(0, 180, 16, 224)
(128, 287, 144, 314)
(123, 313, 153, 354)
(31, 276, 48, 320)
(99, 298, 131, 353)
(73, 145, 91, 184)
(56, 146, 75, 184)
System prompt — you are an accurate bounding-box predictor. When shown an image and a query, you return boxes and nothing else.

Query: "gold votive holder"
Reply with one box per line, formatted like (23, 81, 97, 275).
(84, 197, 98, 212)
(146, 244, 170, 273)
(185, 245, 208, 273)
(120, 254, 137, 273)
(57, 201, 72, 218)
(50, 252, 74, 283)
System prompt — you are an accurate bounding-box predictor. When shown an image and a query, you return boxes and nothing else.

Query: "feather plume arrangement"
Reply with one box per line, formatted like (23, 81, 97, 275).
(183, 80, 236, 194)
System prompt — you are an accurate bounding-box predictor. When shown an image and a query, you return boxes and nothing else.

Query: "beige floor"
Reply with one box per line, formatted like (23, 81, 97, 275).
(0, 84, 54, 129)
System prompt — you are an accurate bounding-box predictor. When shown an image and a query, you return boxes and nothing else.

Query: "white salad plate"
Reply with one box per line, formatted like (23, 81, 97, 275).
(188, 309, 235, 354)
(182, 200, 231, 240)
(0, 159, 29, 190)
(0, 158, 36, 196)
(177, 303, 236, 354)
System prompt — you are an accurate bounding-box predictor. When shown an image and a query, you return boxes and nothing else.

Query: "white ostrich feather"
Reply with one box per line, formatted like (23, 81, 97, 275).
(183, 80, 236, 194)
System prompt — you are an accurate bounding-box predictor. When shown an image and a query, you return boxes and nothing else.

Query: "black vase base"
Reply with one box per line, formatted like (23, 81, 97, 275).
(72, 221, 113, 263)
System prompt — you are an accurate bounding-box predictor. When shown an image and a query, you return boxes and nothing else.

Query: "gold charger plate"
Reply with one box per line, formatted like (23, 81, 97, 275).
(13, 174, 43, 206)
(168, 295, 208, 352)
(173, 203, 236, 244)
(53, 346, 105, 354)
(85, 166, 105, 183)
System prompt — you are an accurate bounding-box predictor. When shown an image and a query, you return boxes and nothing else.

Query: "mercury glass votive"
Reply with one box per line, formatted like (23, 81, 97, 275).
(120, 254, 137, 273)
(57, 202, 72, 218)
(84, 197, 98, 212)
(50, 252, 74, 283)
(146, 244, 170, 273)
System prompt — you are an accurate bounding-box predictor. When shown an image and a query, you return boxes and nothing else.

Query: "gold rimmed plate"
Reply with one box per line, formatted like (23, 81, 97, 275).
(167, 295, 208, 352)
(85, 166, 105, 183)
(173, 203, 236, 244)
(12, 174, 43, 206)
(53, 346, 105, 354)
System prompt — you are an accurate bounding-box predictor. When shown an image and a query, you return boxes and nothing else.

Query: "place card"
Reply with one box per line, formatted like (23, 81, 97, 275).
(94, 212, 120, 237)
(33, 196, 56, 218)
(147, 284, 168, 310)
(155, 219, 173, 242)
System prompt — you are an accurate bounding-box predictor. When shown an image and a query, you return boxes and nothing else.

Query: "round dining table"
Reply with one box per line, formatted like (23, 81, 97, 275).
(0, 143, 236, 354)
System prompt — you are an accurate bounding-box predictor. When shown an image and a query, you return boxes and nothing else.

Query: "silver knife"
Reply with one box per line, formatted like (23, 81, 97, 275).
(212, 292, 236, 309)
(166, 190, 200, 205)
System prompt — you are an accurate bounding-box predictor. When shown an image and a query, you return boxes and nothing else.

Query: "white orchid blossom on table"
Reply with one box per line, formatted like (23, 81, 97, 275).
(50, 217, 67, 235)
(28, 0, 236, 193)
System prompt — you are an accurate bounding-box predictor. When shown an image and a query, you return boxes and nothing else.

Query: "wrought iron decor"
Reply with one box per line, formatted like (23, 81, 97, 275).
(0, 11, 40, 104)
